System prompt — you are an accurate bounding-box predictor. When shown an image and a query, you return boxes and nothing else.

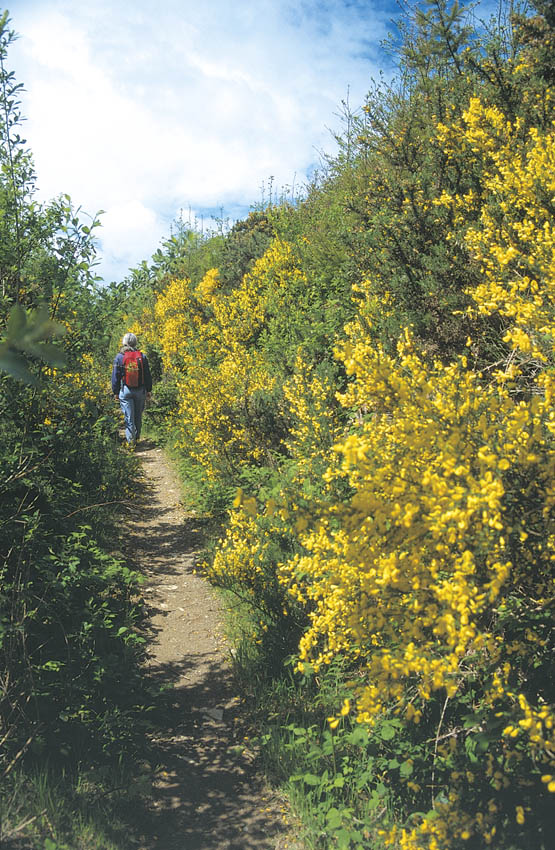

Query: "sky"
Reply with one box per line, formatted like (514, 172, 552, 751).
(7, 0, 400, 283)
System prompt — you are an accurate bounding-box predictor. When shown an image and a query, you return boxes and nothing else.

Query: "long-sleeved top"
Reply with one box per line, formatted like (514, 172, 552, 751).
(111, 349, 153, 395)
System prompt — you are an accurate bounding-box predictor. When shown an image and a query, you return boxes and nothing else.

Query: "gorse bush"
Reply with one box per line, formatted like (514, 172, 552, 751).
(134, 239, 311, 479)
(123, 2, 555, 848)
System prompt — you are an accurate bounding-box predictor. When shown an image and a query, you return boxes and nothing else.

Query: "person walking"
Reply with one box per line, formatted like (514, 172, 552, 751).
(112, 332, 152, 448)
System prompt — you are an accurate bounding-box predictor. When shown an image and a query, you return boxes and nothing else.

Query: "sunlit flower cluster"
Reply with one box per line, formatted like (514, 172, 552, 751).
(134, 241, 306, 477)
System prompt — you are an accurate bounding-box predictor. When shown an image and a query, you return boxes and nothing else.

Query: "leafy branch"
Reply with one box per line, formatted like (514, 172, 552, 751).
(0, 304, 66, 384)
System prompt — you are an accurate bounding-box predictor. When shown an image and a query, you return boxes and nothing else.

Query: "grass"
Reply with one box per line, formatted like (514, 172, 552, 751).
(0, 758, 155, 850)
(208, 582, 395, 850)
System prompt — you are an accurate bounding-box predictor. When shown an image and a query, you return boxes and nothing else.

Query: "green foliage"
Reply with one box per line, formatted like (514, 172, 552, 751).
(238, 661, 396, 850)
(0, 760, 153, 849)
(0, 365, 152, 761)
(217, 210, 275, 290)
(169, 445, 236, 516)
(0, 9, 156, 798)
(513, 0, 555, 82)
(140, 371, 178, 439)
(0, 304, 66, 383)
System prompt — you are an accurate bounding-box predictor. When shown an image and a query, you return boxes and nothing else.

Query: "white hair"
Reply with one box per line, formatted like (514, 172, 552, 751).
(122, 332, 138, 349)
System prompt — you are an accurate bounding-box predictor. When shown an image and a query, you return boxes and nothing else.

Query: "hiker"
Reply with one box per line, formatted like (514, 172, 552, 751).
(112, 332, 152, 447)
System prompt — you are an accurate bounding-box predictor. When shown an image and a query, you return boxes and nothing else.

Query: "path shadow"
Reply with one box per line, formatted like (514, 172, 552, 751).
(138, 661, 287, 850)
(129, 607, 289, 850)
(112, 450, 289, 850)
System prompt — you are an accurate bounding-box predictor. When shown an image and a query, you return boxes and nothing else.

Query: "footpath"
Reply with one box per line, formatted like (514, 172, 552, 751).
(130, 442, 300, 850)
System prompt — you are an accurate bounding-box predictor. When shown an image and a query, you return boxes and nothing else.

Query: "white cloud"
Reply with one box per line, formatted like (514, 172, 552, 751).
(99, 201, 168, 282)
(9, 0, 394, 282)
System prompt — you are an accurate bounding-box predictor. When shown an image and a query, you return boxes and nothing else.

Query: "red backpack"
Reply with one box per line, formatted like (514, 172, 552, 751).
(122, 350, 144, 388)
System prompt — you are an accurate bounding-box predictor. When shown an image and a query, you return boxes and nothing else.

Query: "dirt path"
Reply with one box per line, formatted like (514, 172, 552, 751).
(130, 442, 298, 850)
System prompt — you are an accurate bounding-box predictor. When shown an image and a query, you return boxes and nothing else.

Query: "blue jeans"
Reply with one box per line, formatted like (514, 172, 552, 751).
(119, 385, 146, 443)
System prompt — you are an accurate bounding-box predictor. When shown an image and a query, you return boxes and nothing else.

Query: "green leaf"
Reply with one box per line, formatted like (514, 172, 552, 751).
(20, 316, 50, 345)
(475, 732, 491, 753)
(6, 303, 26, 338)
(379, 722, 397, 741)
(336, 827, 357, 848)
(462, 713, 482, 729)
(0, 347, 38, 384)
(301, 772, 321, 786)
(42, 660, 62, 671)
(400, 759, 414, 777)
(348, 726, 369, 747)
(326, 807, 343, 828)
(30, 342, 67, 368)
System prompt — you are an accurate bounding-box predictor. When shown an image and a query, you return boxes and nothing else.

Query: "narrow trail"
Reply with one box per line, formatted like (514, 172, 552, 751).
(128, 442, 298, 850)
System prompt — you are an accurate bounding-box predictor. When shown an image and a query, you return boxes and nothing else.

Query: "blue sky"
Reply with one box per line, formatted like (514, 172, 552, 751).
(8, 0, 400, 282)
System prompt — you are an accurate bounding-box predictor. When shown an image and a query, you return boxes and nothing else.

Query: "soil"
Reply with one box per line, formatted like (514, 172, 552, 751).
(130, 441, 302, 850)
